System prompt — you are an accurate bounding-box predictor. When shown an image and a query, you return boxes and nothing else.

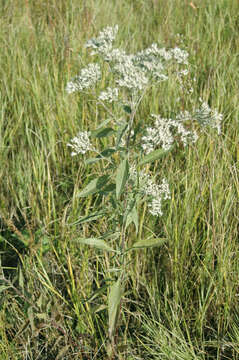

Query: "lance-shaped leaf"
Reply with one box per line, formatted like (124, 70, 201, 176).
(116, 158, 129, 199)
(108, 277, 124, 339)
(69, 211, 106, 225)
(91, 127, 114, 138)
(85, 148, 116, 165)
(115, 122, 128, 149)
(138, 148, 171, 166)
(84, 157, 102, 165)
(95, 118, 112, 129)
(78, 175, 109, 197)
(76, 237, 116, 252)
(125, 202, 139, 234)
(123, 105, 132, 114)
(132, 238, 167, 249)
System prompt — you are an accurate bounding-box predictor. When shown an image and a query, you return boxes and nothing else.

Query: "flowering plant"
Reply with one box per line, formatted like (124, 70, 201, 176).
(66, 25, 222, 351)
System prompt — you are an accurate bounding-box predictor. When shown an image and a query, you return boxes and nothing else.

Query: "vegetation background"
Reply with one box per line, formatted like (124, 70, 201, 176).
(0, 0, 238, 359)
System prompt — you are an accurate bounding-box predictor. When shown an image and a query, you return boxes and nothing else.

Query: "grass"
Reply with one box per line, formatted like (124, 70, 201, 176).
(0, 0, 239, 358)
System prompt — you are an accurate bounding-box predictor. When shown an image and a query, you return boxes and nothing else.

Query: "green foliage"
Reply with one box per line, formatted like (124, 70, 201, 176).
(138, 147, 171, 166)
(108, 276, 124, 340)
(116, 158, 129, 200)
(0, 0, 239, 359)
(132, 237, 167, 249)
(76, 237, 116, 252)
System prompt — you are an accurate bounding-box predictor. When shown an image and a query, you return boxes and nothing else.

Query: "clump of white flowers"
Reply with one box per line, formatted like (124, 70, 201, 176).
(143, 177, 171, 217)
(170, 47, 189, 65)
(141, 112, 198, 154)
(114, 55, 150, 91)
(66, 63, 101, 94)
(67, 131, 92, 156)
(130, 166, 170, 216)
(66, 25, 223, 217)
(195, 101, 223, 135)
(85, 25, 119, 56)
(98, 87, 119, 103)
(133, 43, 188, 82)
(76, 25, 190, 93)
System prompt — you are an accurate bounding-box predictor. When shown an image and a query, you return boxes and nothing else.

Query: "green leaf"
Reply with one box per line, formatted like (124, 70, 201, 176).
(93, 304, 108, 314)
(85, 148, 116, 165)
(132, 238, 167, 249)
(108, 277, 124, 339)
(123, 105, 132, 114)
(91, 127, 114, 138)
(115, 122, 128, 149)
(69, 211, 106, 225)
(84, 157, 102, 165)
(78, 175, 109, 197)
(96, 118, 112, 129)
(99, 183, 116, 195)
(85, 284, 109, 303)
(116, 158, 129, 199)
(27, 306, 35, 331)
(76, 237, 116, 252)
(18, 267, 24, 289)
(100, 148, 116, 157)
(138, 148, 171, 166)
(125, 203, 138, 234)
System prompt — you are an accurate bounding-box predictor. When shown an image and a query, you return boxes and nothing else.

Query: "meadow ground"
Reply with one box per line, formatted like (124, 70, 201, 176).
(0, 0, 239, 359)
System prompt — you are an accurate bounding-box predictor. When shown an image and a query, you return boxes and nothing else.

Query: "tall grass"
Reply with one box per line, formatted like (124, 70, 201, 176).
(0, 0, 238, 359)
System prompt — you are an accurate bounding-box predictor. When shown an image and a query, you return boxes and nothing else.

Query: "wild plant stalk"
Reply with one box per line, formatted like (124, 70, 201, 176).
(65, 25, 223, 354)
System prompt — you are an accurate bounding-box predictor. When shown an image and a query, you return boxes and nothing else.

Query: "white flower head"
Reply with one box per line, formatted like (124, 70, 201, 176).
(145, 177, 170, 216)
(141, 115, 174, 154)
(114, 55, 149, 91)
(98, 87, 119, 103)
(85, 25, 119, 56)
(134, 43, 170, 82)
(67, 131, 93, 156)
(66, 63, 101, 94)
(141, 112, 199, 154)
(129, 166, 170, 217)
(194, 102, 223, 134)
(170, 47, 189, 65)
(104, 48, 127, 62)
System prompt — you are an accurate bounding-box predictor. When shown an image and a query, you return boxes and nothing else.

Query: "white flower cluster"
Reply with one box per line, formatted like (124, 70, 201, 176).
(103, 48, 127, 62)
(85, 25, 119, 56)
(141, 116, 174, 153)
(66, 63, 101, 94)
(194, 102, 223, 134)
(67, 131, 92, 156)
(134, 43, 188, 82)
(144, 177, 171, 216)
(141, 113, 198, 154)
(114, 55, 149, 91)
(98, 87, 119, 103)
(170, 47, 189, 65)
(135, 44, 188, 66)
(83, 26, 189, 92)
(66, 26, 190, 95)
(175, 111, 199, 145)
(130, 167, 170, 216)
